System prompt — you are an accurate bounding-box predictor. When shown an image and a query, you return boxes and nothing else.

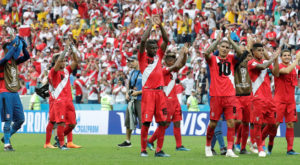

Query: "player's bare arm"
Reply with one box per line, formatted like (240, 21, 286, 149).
(70, 40, 79, 71)
(153, 15, 169, 52)
(167, 46, 188, 72)
(54, 43, 69, 72)
(227, 28, 243, 56)
(139, 19, 153, 54)
(271, 48, 280, 77)
(203, 31, 222, 61)
(280, 51, 300, 74)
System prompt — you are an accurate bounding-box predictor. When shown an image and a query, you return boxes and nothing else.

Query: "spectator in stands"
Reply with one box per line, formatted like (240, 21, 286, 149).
(182, 71, 195, 103)
(28, 66, 39, 95)
(196, 68, 208, 104)
(87, 78, 99, 104)
(113, 77, 127, 104)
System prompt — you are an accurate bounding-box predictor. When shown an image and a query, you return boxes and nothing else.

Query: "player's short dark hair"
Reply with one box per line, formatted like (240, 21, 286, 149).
(252, 43, 264, 50)
(280, 49, 290, 57)
(51, 55, 60, 68)
(146, 39, 157, 48)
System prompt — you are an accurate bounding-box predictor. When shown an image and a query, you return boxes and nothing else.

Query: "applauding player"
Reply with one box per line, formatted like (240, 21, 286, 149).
(138, 16, 169, 157)
(273, 50, 300, 155)
(48, 38, 79, 150)
(247, 44, 280, 157)
(147, 46, 189, 151)
(204, 31, 245, 158)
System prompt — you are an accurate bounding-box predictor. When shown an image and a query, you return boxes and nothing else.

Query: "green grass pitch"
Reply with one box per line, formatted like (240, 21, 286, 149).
(0, 134, 300, 165)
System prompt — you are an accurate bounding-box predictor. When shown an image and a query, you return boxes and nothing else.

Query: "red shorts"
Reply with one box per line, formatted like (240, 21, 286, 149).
(251, 97, 276, 124)
(141, 89, 167, 123)
(209, 96, 237, 121)
(49, 101, 55, 122)
(275, 102, 298, 123)
(235, 95, 252, 123)
(166, 97, 182, 122)
(53, 99, 76, 125)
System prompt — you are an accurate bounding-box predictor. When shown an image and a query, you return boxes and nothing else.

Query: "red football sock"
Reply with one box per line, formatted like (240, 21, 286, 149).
(262, 125, 270, 142)
(241, 124, 249, 150)
(206, 125, 215, 146)
(235, 123, 242, 145)
(57, 125, 65, 146)
(156, 125, 166, 152)
(141, 125, 149, 152)
(268, 125, 277, 146)
(227, 127, 235, 150)
(64, 125, 74, 137)
(67, 131, 73, 143)
(148, 128, 159, 144)
(254, 124, 263, 152)
(173, 126, 182, 148)
(45, 122, 54, 144)
(286, 128, 294, 151)
(250, 127, 255, 144)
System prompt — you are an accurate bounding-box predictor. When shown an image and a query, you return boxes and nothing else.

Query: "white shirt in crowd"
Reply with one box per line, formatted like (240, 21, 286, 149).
(182, 77, 195, 96)
(113, 85, 126, 104)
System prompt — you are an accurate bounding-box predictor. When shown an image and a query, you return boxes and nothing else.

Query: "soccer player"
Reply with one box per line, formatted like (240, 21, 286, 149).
(247, 43, 280, 157)
(138, 15, 169, 157)
(147, 46, 190, 151)
(48, 38, 79, 150)
(273, 50, 300, 155)
(228, 33, 253, 154)
(204, 32, 245, 158)
(0, 38, 30, 151)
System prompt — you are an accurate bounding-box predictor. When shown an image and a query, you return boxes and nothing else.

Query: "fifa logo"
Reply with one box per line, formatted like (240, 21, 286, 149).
(8, 67, 18, 87)
(240, 68, 246, 83)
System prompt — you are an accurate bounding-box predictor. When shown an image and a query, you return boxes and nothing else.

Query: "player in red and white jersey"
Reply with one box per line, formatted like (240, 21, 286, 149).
(147, 46, 190, 151)
(247, 43, 280, 157)
(138, 15, 169, 157)
(273, 50, 300, 155)
(48, 39, 80, 150)
(204, 32, 245, 158)
(74, 74, 86, 104)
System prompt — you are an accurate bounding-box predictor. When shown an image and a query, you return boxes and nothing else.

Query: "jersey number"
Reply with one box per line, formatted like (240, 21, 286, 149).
(217, 62, 231, 76)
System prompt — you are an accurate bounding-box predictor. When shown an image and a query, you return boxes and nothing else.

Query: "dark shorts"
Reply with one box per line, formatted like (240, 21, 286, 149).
(125, 100, 142, 129)
(0, 92, 24, 122)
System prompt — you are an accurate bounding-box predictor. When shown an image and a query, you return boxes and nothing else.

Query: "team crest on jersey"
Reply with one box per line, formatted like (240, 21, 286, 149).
(256, 117, 259, 122)
(61, 115, 64, 119)
(211, 112, 215, 117)
(145, 114, 148, 119)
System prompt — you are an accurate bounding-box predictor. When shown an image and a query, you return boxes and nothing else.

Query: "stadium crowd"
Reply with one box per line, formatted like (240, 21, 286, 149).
(0, 0, 300, 107)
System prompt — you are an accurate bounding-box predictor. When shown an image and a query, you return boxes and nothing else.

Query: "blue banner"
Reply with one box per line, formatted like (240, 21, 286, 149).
(0, 110, 288, 137)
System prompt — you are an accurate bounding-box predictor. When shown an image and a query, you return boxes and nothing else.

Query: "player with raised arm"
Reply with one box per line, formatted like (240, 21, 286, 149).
(48, 38, 79, 150)
(247, 43, 280, 157)
(273, 50, 300, 155)
(138, 15, 169, 157)
(204, 31, 245, 158)
(227, 31, 253, 155)
(147, 46, 190, 151)
(0, 37, 30, 151)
